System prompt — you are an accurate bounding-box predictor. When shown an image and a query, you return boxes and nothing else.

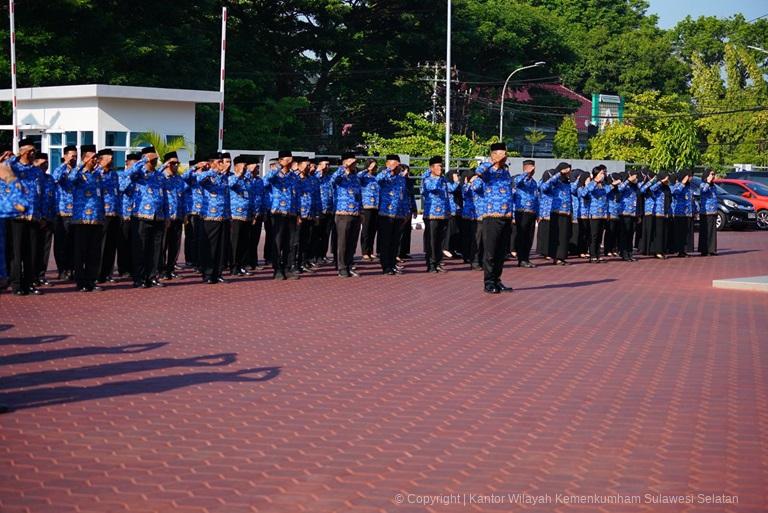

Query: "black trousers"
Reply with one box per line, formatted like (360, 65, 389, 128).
(314, 212, 334, 262)
(200, 219, 227, 280)
(263, 213, 274, 263)
(377, 215, 402, 272)
(398, 217, 412, 258)
(548, 213, 571, 261)
(672, 216, 692, 254)
(577, 218, 590, 255)
(589, 219, 605, 259)
(651, 217, 669, 255)
(163, 219, 183, 275)
(536, 219, 550, 257)
(359, 208, 378, 256)
(447, 215, 461, 255)
(271, 213, 297, 273)
(698, 214, 718, 255)
(73, 223, 103, 288)
(53, 215, 74, 274)
(297, 218, 314, 267)
(514, 211, 536, 263)
(37, 220, 53, 279)
(619, 216, 636, 258)
(132, 218, 164, 283)
(604, 218, 620, 255)
(230, 219, 250, 272)
(335, 214, 360, 273)
(460, 218, 479, 264)
(482, 217, 511, 288)
(184, 215, 199, 267)
(99, 216, 121, 280)
(6, 219, 37, 292)
(117, 218, 133, 275)
(248, 216, 263, 268)
(639, 216, 654, 255)
(424, 218, 448, 269)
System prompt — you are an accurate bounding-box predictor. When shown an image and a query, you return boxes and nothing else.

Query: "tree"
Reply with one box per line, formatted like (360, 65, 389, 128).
(587, 123, 650, 162)
(131, 132, 192, 171)
(649, 119, 700, 171)
(362, 112, 510, 159)
(524, 129, 546, 157)
(552, 116, 580, 158)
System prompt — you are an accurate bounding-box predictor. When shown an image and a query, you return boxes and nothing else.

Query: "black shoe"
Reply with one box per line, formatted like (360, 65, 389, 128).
(470, 263, 483, 271)
(152, 279, 166, 288)
(239, 268, 253, 276)
(78, 286, 91, 292)
(384, 269, 396, 275)
(392, 267, 403, 274)
(13, 290, 28, 296)
(217, 276, 227, 283)
(38, 278, 51, 286)
(518, 261, 536, 268)
(273, 271, 286, 281)
(497, 283, 513, 293)
(132, 281, 143, 288)
(338, 271, 350, 278)
(435, 264, 447, 273)
(555, 259, 570, 266)
(349, 270, 360, 277)
(484, 285, 500, 294)
(206, 278, 218, 284)
(91, 285, 104, 292)
(285, 272, 300, 280)
(28, 287, 43, 295)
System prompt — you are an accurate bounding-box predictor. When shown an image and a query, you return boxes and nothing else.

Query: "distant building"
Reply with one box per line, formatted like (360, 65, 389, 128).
(0, 84, 220, 166)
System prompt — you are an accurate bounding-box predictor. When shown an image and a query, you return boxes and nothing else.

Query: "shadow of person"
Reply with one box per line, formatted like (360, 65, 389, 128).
(0, 367, 281, 411)
(515, 278, 617, 291)
(0, 334, 71, 346)
(0, 342, 168, 366)
(0, 324, 12, 333)
(0, 353, 238, 390)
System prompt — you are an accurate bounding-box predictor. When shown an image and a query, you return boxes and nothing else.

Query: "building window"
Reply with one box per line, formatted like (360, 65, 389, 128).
(49, 148, 62, 165)
(65, 131, 77, 146)
(81, 131, 93, 145)
(166, 134, 183, 144)
(112, 150, 126, 170)
(49, 133, 62, 146)
(105, 131, 127, 147)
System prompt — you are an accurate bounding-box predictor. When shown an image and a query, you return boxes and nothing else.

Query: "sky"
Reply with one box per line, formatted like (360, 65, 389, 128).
(647, 0, 768, 29)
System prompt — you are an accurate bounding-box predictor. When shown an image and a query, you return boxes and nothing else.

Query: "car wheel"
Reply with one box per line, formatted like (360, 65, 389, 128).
(757, 209, 768, 230)
(716, 212, 726, 231)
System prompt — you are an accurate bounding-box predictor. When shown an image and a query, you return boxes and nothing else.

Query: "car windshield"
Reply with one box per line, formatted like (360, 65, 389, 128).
(747, 181, 768, 196)
(715, 185, 728, 195)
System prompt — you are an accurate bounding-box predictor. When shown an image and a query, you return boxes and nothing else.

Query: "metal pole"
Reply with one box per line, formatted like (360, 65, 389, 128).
(444, 0, 451, 173)
(498, 62, 545, 141)
(431, 62, 438, 124)
(9, 0, 18, 153)
(217, 7, 227, 152)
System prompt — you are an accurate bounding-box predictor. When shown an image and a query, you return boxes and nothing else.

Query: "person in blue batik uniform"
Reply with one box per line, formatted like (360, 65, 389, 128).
(358, 159, 379, 261)
(616, 170, 641, 262)
(313, 157, 335, 265)
(512, 159, 539, 268)
(375, 155, 409, 275)
(116, 153, 139, 277)
(126, 146, 167, 288)
(698, 169, 719, 256)
(160, 152, 186, 280)
(0, 155, 29, 292)
(540, 162, 577, 265)
(198, 152, 231, 284)
(604, 171, 622, 257)
(228, 155, 252, 277)
(265, 150, 300, 280)
(51, 145, 78, 280)
(332, 152, 362, 278)
(294, 156, 320, 273)
(421, 155, 459, 273)
(95, 149, 121, 284)
(671, 170, 695, 257)
(6, 138, 45, 295)
(638, 170, 657, 256)
(61, 144, 105, 292)
(34, 153, 54, 287)
(459, 170, 484, 270)
(474, 142, 514, 293)
(584, 167, 610, 263)
(245, 159, 264, 270)
(536, 169, 554, 259)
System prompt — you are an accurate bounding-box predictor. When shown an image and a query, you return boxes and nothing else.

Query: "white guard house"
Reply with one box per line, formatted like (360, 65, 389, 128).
(0, 84, 221, 168)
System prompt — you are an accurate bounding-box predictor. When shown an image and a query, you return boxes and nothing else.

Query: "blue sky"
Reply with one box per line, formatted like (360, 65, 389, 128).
(647, 0, 767, 29)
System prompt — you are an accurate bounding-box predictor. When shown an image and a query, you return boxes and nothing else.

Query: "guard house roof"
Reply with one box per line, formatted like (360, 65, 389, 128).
(0, 84, 221, 103)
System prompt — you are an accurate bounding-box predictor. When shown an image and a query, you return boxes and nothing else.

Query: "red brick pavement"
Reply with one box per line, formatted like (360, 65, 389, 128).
(1, 231, 767, 513)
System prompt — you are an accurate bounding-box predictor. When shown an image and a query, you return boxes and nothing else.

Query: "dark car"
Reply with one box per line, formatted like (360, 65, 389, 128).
(725, 170, 768, 186)
(692, 177, 757, 230)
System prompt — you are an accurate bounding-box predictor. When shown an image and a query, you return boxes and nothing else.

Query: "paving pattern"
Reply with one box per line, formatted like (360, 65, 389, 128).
(1, 230, 767, 513)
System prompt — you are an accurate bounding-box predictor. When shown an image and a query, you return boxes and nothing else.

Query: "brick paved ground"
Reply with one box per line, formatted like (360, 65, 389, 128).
(1, 230, 767, 513)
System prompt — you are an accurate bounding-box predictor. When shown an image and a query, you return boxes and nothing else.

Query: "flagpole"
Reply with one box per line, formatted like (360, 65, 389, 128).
(217, 7, 227, 152)
(444, 0, 451, 172)
(9, 0, 19, 153)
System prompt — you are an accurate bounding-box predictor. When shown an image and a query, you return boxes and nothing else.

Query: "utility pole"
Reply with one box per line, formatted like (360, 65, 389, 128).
(431, 61, 439, 124)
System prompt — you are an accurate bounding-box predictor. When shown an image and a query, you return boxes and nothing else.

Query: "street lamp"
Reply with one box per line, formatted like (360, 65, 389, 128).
(498, 61, 546, 141)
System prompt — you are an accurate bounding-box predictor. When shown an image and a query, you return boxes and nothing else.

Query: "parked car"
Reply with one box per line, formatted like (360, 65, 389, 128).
(691, 177, 757, 231)
(716, 179, 768, 230)
(725, 170, 768, 186)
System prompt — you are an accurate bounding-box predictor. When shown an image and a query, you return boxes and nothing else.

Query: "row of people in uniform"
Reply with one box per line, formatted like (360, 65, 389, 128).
(0, 139, 720, 296)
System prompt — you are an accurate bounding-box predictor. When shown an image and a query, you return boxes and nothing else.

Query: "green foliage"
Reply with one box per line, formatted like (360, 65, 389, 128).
(131, 131, 191, 158)
(362, 112, 512, 159)
(587, 123, 651, 162)
(552, 116, 580, 158)
(649, 119, 700, 171)
(523, 128, 546, 157)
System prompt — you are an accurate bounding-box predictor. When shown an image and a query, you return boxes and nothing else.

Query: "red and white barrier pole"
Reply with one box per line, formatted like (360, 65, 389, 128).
(9, 0, 19, 153)
(217, 6, 227, 152)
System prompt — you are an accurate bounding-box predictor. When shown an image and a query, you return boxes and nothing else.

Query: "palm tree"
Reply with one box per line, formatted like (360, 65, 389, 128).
(524, 128, 546, 157)
(132, 131, 193, 163)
